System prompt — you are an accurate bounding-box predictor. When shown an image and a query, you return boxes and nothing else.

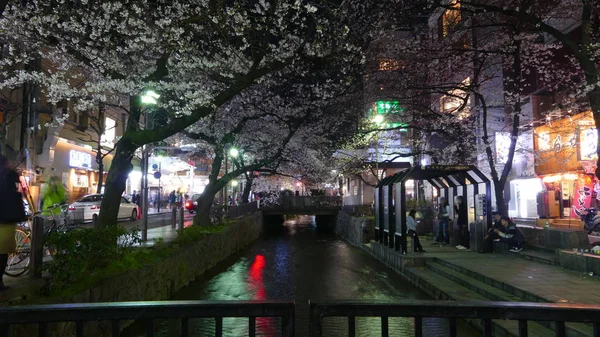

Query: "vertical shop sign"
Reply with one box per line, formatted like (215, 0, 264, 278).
(571, 175, 594, 218)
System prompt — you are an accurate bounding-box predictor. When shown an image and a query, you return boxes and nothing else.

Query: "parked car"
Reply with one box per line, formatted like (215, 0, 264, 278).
(185, 193, 202, 214)
(68, 194, 139, 223)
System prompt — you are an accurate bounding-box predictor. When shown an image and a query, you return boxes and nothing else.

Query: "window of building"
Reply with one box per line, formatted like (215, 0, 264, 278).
(440, 77, 471, 119)
(440, 0, 461, 38)
(102, 117, 116, 145)
(378, 59, 402, 71)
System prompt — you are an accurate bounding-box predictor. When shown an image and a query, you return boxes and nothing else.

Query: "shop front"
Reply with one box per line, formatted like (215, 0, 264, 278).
(50, 139, 139, 203)
(533, 111, 598, 226)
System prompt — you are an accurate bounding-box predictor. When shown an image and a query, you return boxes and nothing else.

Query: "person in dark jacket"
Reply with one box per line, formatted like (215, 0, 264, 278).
(496, 216, 525, 252)
(454, 196, 469, 250)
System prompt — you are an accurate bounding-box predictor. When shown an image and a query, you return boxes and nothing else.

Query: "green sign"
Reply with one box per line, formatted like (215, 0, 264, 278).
(376, 101, 405, 114)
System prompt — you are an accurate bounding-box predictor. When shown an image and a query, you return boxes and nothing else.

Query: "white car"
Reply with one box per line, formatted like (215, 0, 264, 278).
(68, 194, 139, 223)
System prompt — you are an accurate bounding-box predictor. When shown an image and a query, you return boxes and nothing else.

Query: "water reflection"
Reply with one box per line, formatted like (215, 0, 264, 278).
(124, 216, 477, 337)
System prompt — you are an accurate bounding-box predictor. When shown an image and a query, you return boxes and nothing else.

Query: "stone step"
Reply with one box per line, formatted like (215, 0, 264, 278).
(404, 267, 555, 337)
(426, 260, 593, 337)
(426, 262, 593, 337)
(516, 249, 558, 266)
(434, 258, 549, 303)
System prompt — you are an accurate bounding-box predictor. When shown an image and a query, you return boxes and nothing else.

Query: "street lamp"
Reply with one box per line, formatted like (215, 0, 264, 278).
(140, 90, 159, 242)
(224, 147, 240, 206)
(141, 90, 160, 104)
(372, 114, 385, 183)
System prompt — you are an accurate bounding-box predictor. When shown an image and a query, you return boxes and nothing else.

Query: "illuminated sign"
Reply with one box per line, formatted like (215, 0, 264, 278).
(69, 150, 92, 168)
(579, 126, 598, 161)
(375, 101, 405, 114)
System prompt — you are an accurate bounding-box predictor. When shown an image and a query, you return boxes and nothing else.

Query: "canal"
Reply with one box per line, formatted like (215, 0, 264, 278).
(124, 216, 477, 337)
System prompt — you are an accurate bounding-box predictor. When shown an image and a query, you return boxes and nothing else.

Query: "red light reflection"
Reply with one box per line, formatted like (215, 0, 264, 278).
(249, 254, 275, 336)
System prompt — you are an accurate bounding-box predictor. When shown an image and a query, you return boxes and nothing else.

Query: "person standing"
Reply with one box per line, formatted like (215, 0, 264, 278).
(131, 190, 140, 207)
(407, 210, 425, 252)
(435, 197, 450, 244)
(455, 196, 469, 250)
(0, 156, 26, 291)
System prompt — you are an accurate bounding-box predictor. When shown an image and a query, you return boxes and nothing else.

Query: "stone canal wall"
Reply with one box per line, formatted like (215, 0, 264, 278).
(9, 212, 263, 337)
(335, 211, 374, 247)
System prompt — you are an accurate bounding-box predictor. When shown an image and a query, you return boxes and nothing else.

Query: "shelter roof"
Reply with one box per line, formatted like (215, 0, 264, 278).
(376, 165, 489, 188)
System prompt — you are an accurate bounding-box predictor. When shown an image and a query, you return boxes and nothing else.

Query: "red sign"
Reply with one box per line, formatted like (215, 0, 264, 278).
(571, 175, 594, 218)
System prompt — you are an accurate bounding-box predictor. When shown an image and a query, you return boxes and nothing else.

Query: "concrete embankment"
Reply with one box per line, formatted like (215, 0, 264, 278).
(6, 212, 264, 337)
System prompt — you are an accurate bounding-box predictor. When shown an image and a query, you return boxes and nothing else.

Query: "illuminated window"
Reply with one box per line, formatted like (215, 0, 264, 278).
(441, 1, 461, 38)
(538, 132, 550, 151)
(379, 59, 402, 71)
(440, 78, 471, 119)
(102, 117, 116, 145)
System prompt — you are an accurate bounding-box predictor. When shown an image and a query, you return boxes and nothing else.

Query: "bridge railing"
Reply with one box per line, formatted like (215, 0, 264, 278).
(309, 300, 600, 337)
(226, 201, 259, 219)
(0, 300, 295, 337)
(262, 196, 342, 210)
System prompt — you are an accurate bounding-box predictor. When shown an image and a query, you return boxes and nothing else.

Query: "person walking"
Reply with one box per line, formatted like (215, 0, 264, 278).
(407, 209, 425, 252)
(169, 190, 176, 209)
(0, 156, 26, 291)
(41, 176, 67, 215)
(131, 190, 139, 206)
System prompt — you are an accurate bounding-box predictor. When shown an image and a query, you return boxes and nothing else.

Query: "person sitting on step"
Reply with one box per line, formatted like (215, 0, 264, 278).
(496, 216, 525, 253)
(407, 209, 425, 253)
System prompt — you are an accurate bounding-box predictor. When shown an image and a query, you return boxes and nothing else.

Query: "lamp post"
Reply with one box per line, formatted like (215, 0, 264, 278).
(224, 147, 239, 206)
(140, 90, 159, 242)
(373, 114, 385, 182)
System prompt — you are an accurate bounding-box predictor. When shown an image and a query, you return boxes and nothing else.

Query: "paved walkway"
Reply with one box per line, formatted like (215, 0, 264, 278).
(416, 237, 600, 304)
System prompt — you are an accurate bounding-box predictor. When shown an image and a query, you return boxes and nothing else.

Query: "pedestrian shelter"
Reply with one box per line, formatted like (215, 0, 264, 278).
(374, 165, 492, 254)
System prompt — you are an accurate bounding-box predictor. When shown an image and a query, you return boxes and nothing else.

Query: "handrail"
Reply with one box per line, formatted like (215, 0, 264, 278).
(0, 300, 295, 337)
(309, 300, 600, 337)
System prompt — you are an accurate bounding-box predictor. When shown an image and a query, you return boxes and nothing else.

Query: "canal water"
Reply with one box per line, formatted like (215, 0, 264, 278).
(124, 216, 478, 337)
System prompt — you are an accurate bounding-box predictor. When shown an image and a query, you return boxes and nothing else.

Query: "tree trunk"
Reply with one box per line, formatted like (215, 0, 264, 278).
(588, 86, 600, 180)
(96, 140, 136, 227)
(241, 175, 253, 204)
(193, 183, 219, 226)
(97, 158, 104, 194)
(494, 180, 507, 216)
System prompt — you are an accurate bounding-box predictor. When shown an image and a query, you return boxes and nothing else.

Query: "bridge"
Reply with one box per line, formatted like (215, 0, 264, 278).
(260, 196, 342, 215)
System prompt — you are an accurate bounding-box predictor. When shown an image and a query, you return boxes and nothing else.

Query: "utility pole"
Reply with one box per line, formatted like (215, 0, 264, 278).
(141, 112, 149, 241)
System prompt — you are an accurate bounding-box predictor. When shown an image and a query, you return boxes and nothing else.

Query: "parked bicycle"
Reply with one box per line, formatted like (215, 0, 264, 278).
(3, 203, 73, 277)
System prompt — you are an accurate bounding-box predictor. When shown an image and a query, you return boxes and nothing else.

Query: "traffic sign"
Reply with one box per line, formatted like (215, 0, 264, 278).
(153, 171, 162, 179)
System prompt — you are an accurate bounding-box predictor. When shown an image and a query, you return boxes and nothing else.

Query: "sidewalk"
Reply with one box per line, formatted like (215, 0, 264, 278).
(407, 237, 600, 304)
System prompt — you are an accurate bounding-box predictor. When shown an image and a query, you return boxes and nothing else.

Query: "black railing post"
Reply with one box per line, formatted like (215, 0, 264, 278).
(30, 216, 44, 279)
(178, 206, 184, 230)
(171, 207, 177, 228)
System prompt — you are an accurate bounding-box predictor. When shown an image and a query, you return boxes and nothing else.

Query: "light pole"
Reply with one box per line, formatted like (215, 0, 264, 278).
(224, 147, 239, 206)
(140, 90, 160, 242)
(373, 114, 385, 182)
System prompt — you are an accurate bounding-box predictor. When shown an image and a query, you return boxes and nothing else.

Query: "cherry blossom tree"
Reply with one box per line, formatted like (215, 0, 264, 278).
(0, 0, 378, 226)
(424, 0, 600, 177)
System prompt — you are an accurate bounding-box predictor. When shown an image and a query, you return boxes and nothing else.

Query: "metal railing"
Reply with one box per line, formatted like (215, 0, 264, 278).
(3, 299, 600, 337)
(262, 196, 343, 210)
(309, 300, 600, 337)
(226, 201, 259, 219)
(0, 300, 295, 337)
